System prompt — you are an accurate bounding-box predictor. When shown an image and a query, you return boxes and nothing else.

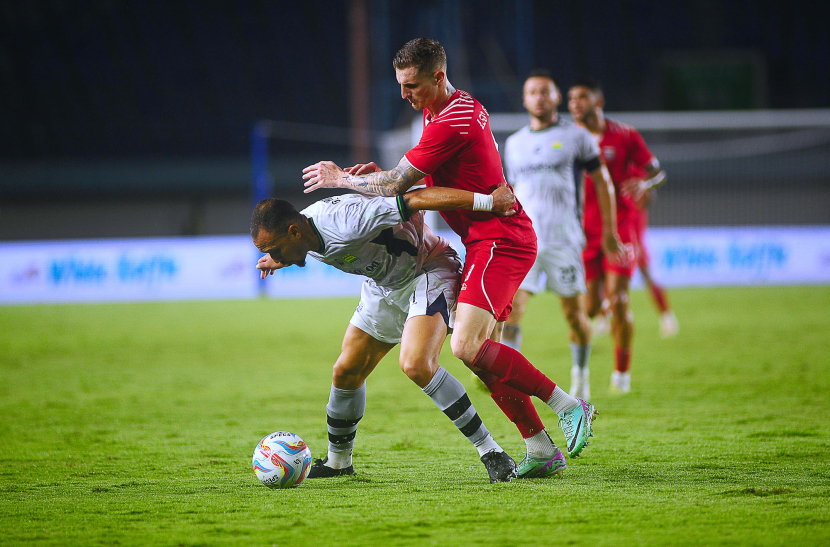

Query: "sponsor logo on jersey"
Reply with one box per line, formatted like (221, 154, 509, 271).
(602, 146, 616, 161)
(551, 141, 563, 150)
(343, 254, 361, 265)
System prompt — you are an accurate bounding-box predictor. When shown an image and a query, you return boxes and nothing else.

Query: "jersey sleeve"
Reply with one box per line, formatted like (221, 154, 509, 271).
(628, 127, 655, 168)
(575, 127, 602, 171)
(328, 195, 409, 240)
(405, 120, 468, 175)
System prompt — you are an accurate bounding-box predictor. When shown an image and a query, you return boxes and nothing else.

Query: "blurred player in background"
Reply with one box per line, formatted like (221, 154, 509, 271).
(303, 38, 597, 478)
(501, 69, 622, 401)
(251, 186, 520, 483)
(625, 164, 679, 338)
(568, 78, 667, 394)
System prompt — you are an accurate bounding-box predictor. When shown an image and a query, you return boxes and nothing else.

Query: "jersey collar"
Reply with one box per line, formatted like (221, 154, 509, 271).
(529, 114, 563, 133)
(427, 89, 463, 122)
(307, 216, 325, 254)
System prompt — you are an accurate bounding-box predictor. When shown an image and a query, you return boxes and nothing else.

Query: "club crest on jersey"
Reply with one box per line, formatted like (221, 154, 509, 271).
(602, 146, 616, 161)
(551, 141, 563, 150)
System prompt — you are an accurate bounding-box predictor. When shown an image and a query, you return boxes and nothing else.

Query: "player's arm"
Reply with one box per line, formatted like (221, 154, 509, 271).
(622, 160, 667, 208)
(302, 157, 426, 196)
(587, 162, 624, 259)
(400, 183, 516, 217)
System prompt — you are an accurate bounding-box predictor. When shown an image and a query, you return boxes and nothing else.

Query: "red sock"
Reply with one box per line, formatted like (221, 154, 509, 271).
(615, 347, 631, 373)
(650, 283, 669, 313)
(472, 340, 556, 401)
(476, 370, 544, 438)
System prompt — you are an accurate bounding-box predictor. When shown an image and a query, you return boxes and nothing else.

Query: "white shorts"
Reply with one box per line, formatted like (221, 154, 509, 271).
(518, 244, 586, 298)
(349, 254, 461, 345)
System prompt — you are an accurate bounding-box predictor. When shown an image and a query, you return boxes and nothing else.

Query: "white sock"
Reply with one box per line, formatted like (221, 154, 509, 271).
(326, 448, 353, 469)
(474, 436, 503, 457)
(546, 385, 580, 414)
(524, 430, 557, 458)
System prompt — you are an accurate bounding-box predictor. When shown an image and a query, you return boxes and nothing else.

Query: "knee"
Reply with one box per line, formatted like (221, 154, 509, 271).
(586, 297, 602, 318)
(607, 291, 630, 316)
(398, 356, 434, 386)
(563, 307, 584, 330)
(450, 334, 484, 366)
(332, 361, 366, 390)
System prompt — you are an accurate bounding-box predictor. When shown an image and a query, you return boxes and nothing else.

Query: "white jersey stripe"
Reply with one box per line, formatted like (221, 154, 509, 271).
(480, 242, 498, 316)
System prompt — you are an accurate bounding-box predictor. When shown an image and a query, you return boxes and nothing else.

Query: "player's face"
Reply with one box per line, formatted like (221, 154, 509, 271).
(253, 229, 307, 268)
(396, 66, 441, 111)
(568, 86, 599, 123)
(523, 77, 560, 120)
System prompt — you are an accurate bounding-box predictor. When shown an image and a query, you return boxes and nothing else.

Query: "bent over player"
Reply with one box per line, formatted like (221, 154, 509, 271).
(303, 38, 597, 479)
(251, 186, 519, 483)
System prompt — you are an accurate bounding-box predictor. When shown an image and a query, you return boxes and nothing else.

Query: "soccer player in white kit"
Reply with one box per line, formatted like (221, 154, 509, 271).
(501, 70, 622, 400)
(251, 186, 520, 483)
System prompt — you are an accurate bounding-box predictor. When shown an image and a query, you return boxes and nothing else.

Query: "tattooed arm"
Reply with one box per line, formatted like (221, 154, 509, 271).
(302, 157, 426, 196)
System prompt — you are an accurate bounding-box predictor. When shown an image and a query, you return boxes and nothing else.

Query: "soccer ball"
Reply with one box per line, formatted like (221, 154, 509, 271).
(252, 431, 313, 488)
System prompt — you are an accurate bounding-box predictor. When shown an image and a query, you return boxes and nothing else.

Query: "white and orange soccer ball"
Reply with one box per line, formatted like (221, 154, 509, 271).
(252, 431, 313, 488)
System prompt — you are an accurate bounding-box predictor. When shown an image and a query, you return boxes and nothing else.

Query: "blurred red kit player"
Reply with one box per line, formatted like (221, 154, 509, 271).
(568, 78, 668, 394)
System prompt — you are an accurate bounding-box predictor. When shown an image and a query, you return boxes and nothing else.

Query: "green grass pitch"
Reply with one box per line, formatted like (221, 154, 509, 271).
(1, 285, 829, 546)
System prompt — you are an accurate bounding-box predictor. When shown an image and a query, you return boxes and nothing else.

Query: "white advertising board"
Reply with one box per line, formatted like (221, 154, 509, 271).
(0, 226, 827, 304)
(0, 236, 260, 304)
(633, 226, 830, 287)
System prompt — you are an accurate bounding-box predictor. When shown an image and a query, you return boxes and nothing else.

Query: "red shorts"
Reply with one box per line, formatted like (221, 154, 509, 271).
(583, 222, 638, 281)
(458, 239, 537, 322)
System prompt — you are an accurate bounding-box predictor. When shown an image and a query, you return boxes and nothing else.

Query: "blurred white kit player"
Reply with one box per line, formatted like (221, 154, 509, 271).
(503, 118, 600, 400)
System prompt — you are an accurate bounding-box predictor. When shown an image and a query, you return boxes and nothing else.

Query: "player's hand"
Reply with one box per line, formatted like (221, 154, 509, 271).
(302, 161, 345, 193)
(344, 162, 382, 176)
(621, 178, 654, 208)
(602, 231, 626, 264)
(256, 255, 286, 279)
(490, 183, 517, 217)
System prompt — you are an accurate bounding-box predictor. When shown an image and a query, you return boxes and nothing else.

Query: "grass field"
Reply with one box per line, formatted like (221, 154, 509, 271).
(1, 285, 829, 546)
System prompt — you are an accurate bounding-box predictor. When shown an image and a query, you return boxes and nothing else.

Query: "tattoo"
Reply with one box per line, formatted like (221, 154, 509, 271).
(340, 158, 425, 197)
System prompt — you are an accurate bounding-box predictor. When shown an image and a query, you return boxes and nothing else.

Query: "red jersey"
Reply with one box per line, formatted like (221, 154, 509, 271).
(583, 119, 654, 241)
(405, 89, 535, 246)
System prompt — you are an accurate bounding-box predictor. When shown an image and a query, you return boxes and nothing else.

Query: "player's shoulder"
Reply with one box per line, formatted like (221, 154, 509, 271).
(431, 90, 478, 129)
(606, 118, 640, 138)
(506, 125, 532, 145)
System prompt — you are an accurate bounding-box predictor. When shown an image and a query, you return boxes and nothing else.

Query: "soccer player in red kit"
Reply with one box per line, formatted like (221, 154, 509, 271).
(568, 78, 668, 393)
(304, 38, 597, 480)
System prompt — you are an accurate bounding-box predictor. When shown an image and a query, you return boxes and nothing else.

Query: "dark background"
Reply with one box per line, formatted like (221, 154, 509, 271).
(1, 0, 829, 238)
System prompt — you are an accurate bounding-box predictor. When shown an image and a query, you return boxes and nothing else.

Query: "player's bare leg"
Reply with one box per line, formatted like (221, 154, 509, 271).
(606, 272, 634, 393)
(452, 303, 595, 461)
(309, 325, 394, 477)
(561, 294, 592, 400)
(584, 276, 605, 320)
(501, 289, 531, 351)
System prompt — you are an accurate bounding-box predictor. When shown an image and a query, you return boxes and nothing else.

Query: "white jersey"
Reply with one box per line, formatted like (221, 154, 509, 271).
(302, 193, 456, 291)
(504, 117, 601, 248)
